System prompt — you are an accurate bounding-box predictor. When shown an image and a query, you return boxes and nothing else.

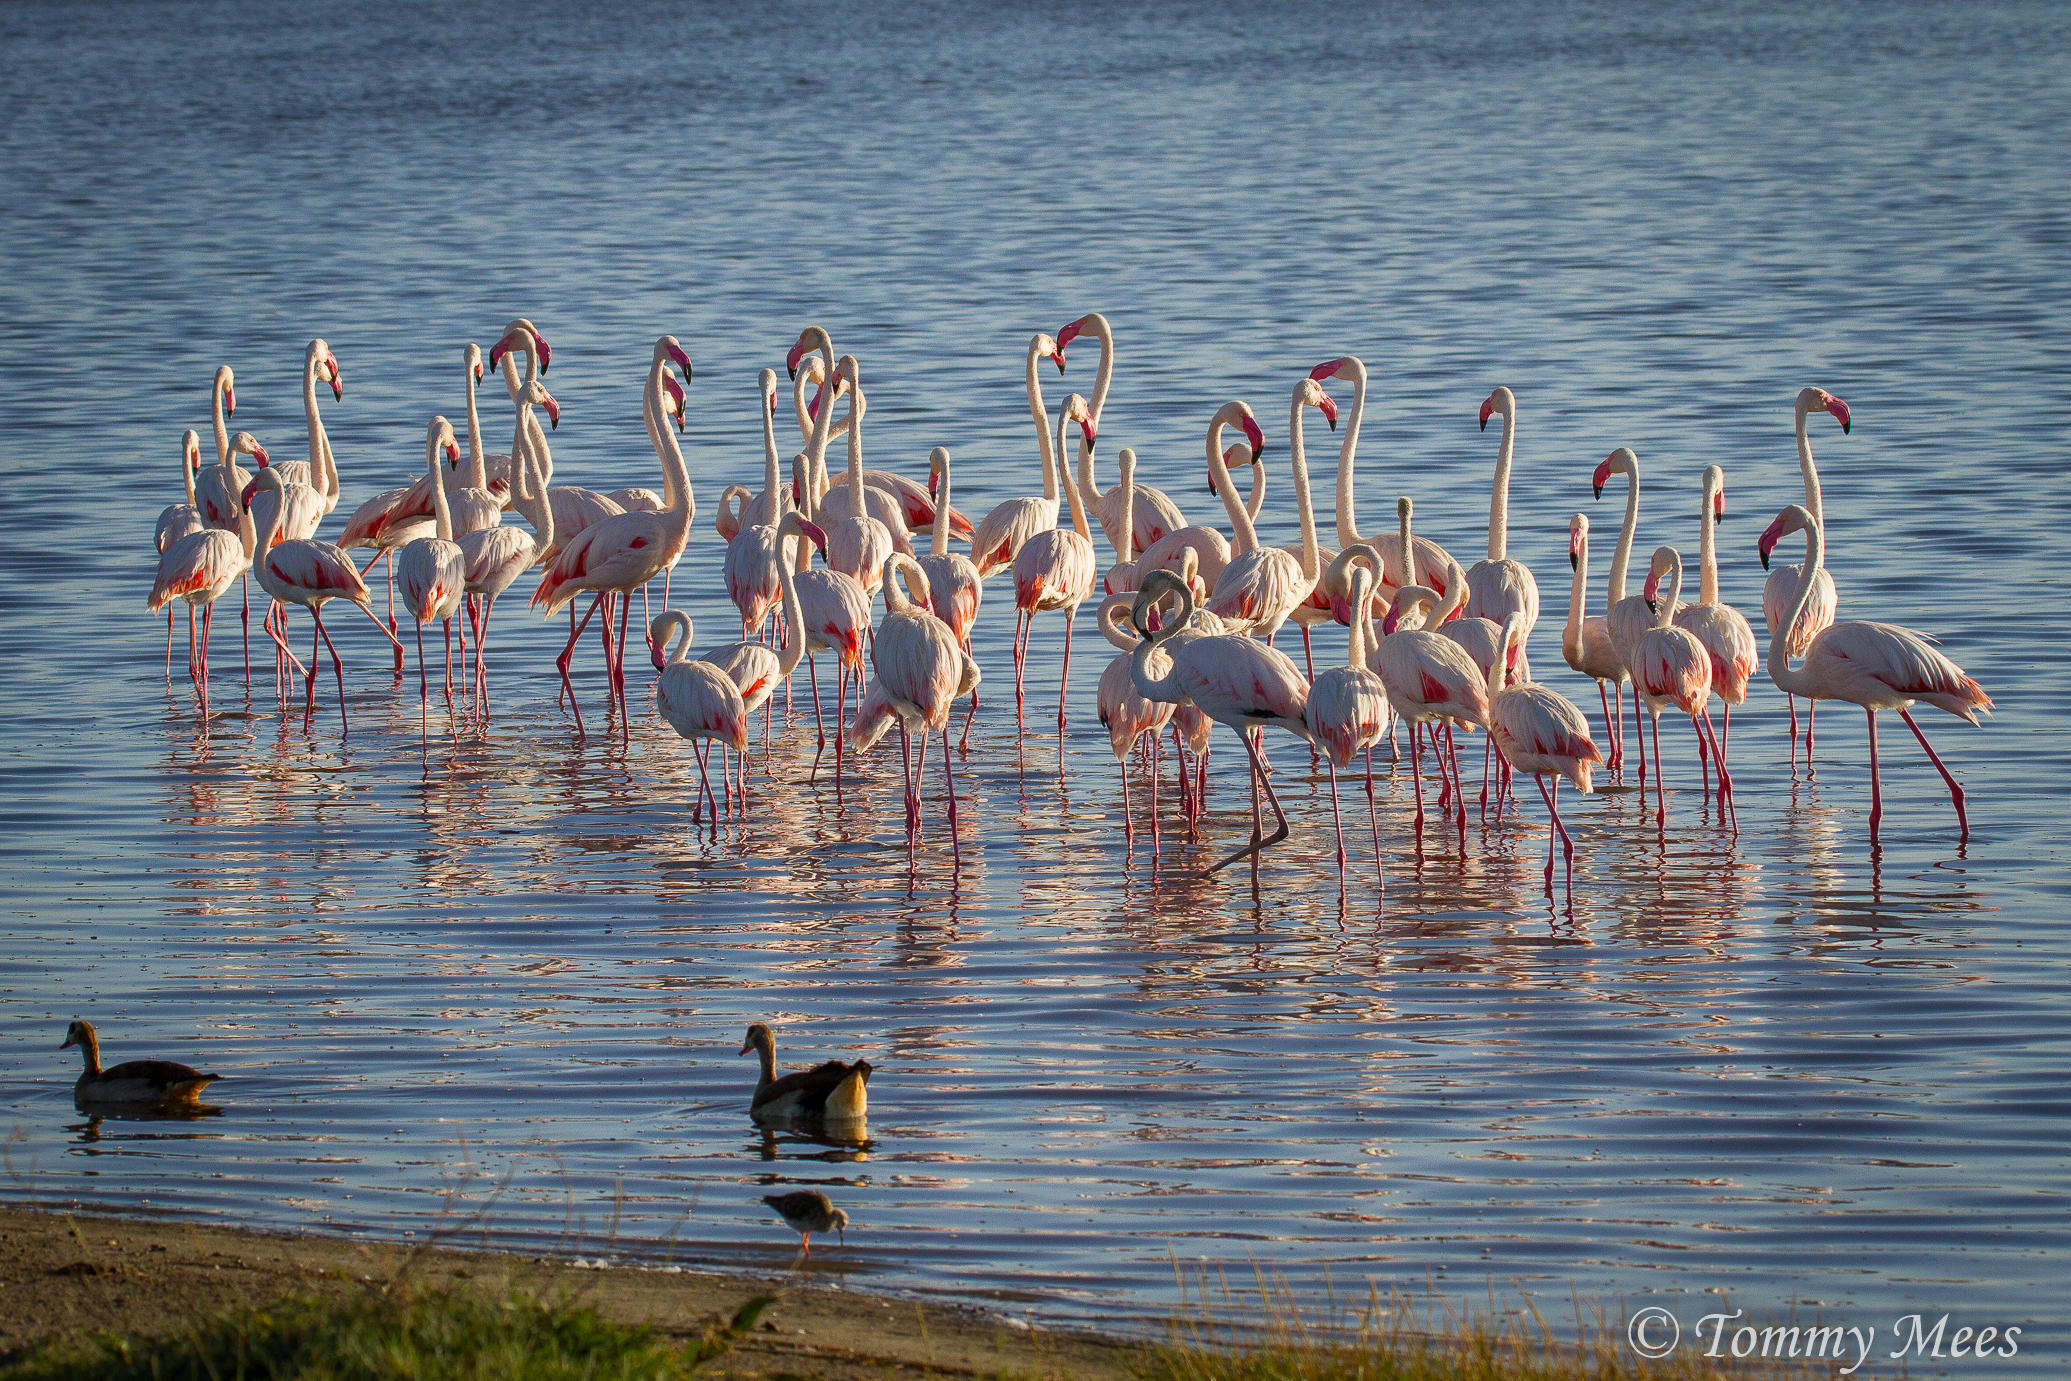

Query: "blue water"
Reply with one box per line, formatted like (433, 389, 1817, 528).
(3, 1, 2070, 1372)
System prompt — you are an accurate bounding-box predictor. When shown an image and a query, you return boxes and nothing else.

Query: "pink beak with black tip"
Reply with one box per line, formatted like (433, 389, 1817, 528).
(1591, 455, 1614, 500)
(1825, 393, 1851, 433)
(1478, 395, 1496, 432)
(1308, 359, 1342, 383)
(1318, 392, 1338, 431)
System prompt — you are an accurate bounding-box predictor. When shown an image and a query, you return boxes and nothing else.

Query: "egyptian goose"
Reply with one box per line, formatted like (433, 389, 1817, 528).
(61, 1021, 220, 1107)
(738, 1023, 870, 1123)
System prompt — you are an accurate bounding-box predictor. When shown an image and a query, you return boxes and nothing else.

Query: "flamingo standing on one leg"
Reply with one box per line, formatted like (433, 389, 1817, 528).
(1486, 612, 1603, 898)
(1304, 562, 1393, 884)
(1010, 394, 1099, 736)
(916, 447, 983, 750)
(1675, 465, 1755, 816)
(1632, 547, 1719, 833)
(1128, 570, 1312, 873)
(1763, 387, 1850, 769)
(1561, 513, 1627, 775)
(652, 611, 748, 825)
(1759, 504, 1990, 845)
(246, 469, 404, 732)
(531, 337, 694, 739)
(396, 418, 469, 732)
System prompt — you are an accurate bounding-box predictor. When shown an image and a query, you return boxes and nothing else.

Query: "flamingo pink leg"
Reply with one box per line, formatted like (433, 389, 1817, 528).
(1208, 726, 1291, 874)
(312, 606, 351, 733)
(1866, 708, 1883, 842)
(1055, 607, 1077, 731)
(1899, 707, 1969, 837)
(1650, 711, 1667, 832)
(939, 727, 961, 865)
(556, 593, 610, 737)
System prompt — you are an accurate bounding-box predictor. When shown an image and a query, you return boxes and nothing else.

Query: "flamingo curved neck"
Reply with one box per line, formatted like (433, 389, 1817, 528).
(774, 523, 806, 676)
(303, 348, 336, 504)
(657, 610, 692, 665)
(1768, 521, 1823, 697)
(1332, 360, 1368, 549)
(1488, 403, 1516, 561)
(510, 404, 553, 549)
(1287, 394, 1321, 580)
(1026, 339, 1057, 503)
(1606, 467, 1639, 603)
(1207, 412, 1257, 553)
(1056, 411, 1091, 542)
(1794, 401, 1825, 526)
(645, 356, 692, 531)
(1697, 482, 1720, 607)
(1129, 592, 1187, 703)
(465, 355, 487, 481)
(1345, 572, 1371, 667)
(1653, 556, 1682, 627)
(1564, 534, 1589, 662)
(1075, 316, 1115, 511)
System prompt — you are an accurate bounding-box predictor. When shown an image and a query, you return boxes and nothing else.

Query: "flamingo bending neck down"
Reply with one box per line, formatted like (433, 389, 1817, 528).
(1763, 387, 1850, 769)
(1675, 464, 1757, 802)
(1759, 503, 1989, 845)
(1129, 569, 1312, 873)
(1486, 611, 1602, 899)
(1010, 393, 1099, 738)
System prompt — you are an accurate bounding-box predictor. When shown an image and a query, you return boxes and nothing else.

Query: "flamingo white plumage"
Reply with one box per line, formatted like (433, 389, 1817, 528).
(1303, 561, 1392, 882)
(1010, 393, 1099, 734)
(1763, 387, 1849, 768)
(1631, 546, 1721, 831)
(1464, 386, 1540, 633)
(1486, 611, 1602, 898)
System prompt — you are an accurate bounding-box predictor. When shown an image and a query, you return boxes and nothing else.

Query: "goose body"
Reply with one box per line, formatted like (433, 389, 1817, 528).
(62, 1020, 219, 1108)
(739, 1022, 871, 1124)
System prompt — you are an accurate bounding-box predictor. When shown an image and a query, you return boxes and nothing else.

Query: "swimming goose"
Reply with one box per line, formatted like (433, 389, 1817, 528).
(739, 1023, 870, 1123)
(61, 1021, 220, 1107)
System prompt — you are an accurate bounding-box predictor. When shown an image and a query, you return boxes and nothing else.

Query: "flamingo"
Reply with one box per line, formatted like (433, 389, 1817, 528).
(1134, 442, 1263, 590)
(1675, 465, 1757, 799)
(713, 369, 788, 548)
(699, 513, 824, 808)
(1593, 446, 1649, 780)
(1763, 387, 1850, 768)
(1053, 311, 1188, 554)
(790, 348, 971, 541)
(1759, 504, 1989, 845)
(147, 519, 250, 716)
(1206, 385, 1331, 669)
(968, 332, 1068, 575)
(1433, 546, 1529, 814)
(531, 337, 695, 738)
(791, 480, 873, 770)
(1313, 355, 1459, 614)
(848, 555, 980, 861)
(269, 340, 342, 517)
(246, 468, 403, 731)
(1375, 552, 1491, 841)
(1561, 513, 1628, 770)
(396, 418, 470, 728)
(1486, 612, 1602, 897)
(458, 382, 558, 717)
(1303, 561, 1392, 883)
(154, 430, 207, 673)
(1010, 393, 1098, 734)
(194, 366, 259, 682)
(1128, 570, 1311, 873)
(722, 457, 795, 643)
(916, 446, 983, 748)
(652, 611, 749, 825)
(816, 356, 909, 592)
(1631, 547, 1720, 831)
(1093, 591, 1178, 850)
(1464, 386, 1540, 633)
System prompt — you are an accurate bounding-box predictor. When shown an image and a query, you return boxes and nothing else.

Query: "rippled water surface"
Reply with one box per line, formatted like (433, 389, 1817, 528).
(4, 0, 2070, 1370)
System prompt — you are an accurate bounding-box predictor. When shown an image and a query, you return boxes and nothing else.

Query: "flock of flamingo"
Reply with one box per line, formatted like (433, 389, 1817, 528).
(147, 314, 1995, 893)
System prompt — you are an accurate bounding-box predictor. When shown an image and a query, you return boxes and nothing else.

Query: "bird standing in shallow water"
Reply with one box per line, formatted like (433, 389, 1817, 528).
(763, 1190, 847, 1261)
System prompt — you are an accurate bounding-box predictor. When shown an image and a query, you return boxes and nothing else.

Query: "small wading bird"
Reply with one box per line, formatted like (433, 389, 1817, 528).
(763, 1190, 847, 1261)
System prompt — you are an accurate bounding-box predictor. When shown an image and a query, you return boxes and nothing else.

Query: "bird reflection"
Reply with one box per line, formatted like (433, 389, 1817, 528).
(68, 1106, 224, 1145)
(753, 1123, 872, 1162)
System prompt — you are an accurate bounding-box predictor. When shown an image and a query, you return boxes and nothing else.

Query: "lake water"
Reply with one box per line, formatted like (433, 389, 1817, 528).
(3, 0, 2069, 1371)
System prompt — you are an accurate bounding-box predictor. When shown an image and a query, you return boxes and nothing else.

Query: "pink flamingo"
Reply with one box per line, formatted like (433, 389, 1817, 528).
(269, 340, 342, 516)
(786, 333, 970, 541)
(1486, 612, 1602, 897)
(1313, 355, 1459, 617)
(531, 337, 694, 738)
(1128, 569, 1312, 873)
(699, 514, 824, 807)
(1763, 387, 1850, 768)
(458, 383, 558, 718)
(791, 488, 872, 770)
(1632, 546, 1722, 831)
(712, 369, 787, 550)
(1464, 386, 1540, 633)
(1054, 311, 1188, 554)
(968, 332, 1069, 575)
(1094, 593, 1177, 850)
(1560, 513, 1627, 772)
(1759, 504, 1989, 844)
(1675, 465, 1757, 801)
(815, 356, 908, 592)
(847, 555, 980, 861)
(246, 468, 403, 731)
(1010, 393, 1098, 734)
(1133, 442, 1260, 590)
(1304, 561, 1392, 882)
(155, 430, 206, 673)
(148, 520, 250, 716)
(916, 446, 984, 749)
(652, 611, 748, 825)
(1376, 551, 1491, 842)
(1592, 446, 1649, 778)
(193, 366, 258, 683)
(1207, 386, 1331, 670)
(396, 418, 469, 729)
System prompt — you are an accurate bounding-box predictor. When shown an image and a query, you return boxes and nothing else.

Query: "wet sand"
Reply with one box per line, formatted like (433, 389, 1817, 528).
(0, 1205, 1139, 1379)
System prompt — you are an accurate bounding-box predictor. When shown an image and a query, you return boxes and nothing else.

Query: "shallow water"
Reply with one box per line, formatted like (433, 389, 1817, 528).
(4, 0, 2071, 1371)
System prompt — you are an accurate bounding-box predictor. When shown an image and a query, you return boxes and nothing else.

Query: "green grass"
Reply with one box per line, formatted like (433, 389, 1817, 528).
(1, 1286, 770, 1381)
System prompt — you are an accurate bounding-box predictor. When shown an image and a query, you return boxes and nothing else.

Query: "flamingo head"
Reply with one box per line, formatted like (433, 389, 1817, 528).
(1479, 385, 1514, 433)
(1704, 465, 1726, 525)
(656, 335, 690, 380)
(1591, 447, 1635, 501)
(1591, 457, 1612, 500)
(1063, 393, 1095, 443)
(232, 432, 269, 468)
(1033, 331, 1065, 374)
(1055, 317, 1085, 351)
(796, 517, 829, 553)
(784, 326, 826, 381)
(1297, 376, 1337, 431)
(1207, 443, 1253, 495)
(660, 374, 685, 431)
(1568, 513, 1588, 570)
(1238, 406, 1265, 460)
(183, 430, 202, 474)
(758, 367, 779, 421)
(223, 382, 237, 416)
(1308, 358, 1348, 384)
(926, 446, 947, 495)
(1757, 505, 1812, 570)
(1640, 547, 1676, 610)
(1801, 385, 1850, 434)
(240, 466, 286, 507)
(466, 342, 485, 385)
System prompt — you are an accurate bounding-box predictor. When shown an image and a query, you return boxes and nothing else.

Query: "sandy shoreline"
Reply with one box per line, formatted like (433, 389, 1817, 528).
(0, 1204, 1143, 1378)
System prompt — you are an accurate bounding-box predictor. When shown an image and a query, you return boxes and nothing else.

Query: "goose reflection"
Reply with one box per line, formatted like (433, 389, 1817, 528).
(68, 1106, 225, 1146)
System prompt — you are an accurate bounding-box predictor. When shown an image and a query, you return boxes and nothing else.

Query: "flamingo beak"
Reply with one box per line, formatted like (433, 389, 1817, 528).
(1241, 414, 1265, 459)
(224, 386, 237, 416)
(534, 335, 552, 373)
(1713, 492, 1726, 524)
(1825, 393, 1851, 433)
(799, 518, 829, 552)
(767, 390, 778, 416)
(1758, 517, 1785, 569)
(1318, 393, 1338, 431)
(1643, 568, 1662, 604)
(1591, 458, 1612, 501)
(327, 357, 343, 399)
(1056, 320, 1083, 349)
(785, 337, 808, 380)
(542, 394, 560, 429)
(1051, 350, 1066, 374)
(1382, 607, 1401, 636)
(664, 340, 691, 377)
(474, 362, 485, 384)
(1307, 359, 1340, 382)
(239, 479, 259, 506)
(1478, 396, 1496, 432)
(1080, 417, 1097, 444)
(444, 440, 460, 462)
(251, 443, 270, 467)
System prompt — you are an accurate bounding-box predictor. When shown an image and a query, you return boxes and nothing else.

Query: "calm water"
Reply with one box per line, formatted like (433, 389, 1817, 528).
(4, 0, 2070, 1370)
